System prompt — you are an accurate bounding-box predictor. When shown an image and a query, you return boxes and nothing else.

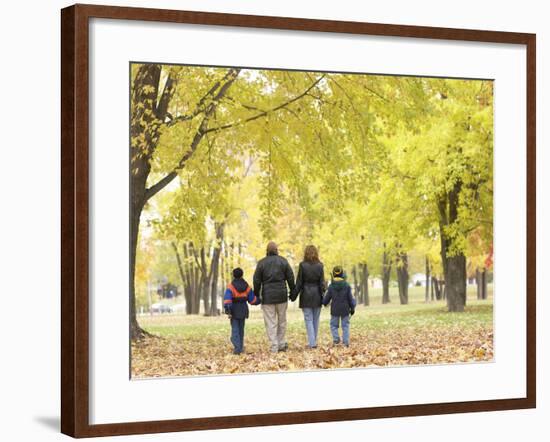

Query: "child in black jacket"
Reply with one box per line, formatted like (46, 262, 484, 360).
(223, 268, 260, 355)
(323, 266, 356, 346)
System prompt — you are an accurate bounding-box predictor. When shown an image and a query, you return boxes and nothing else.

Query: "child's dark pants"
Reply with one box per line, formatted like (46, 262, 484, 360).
(230, 318, 246, 354)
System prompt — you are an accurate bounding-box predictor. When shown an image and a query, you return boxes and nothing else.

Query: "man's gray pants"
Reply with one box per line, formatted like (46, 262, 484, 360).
(261, 302, 288, 352)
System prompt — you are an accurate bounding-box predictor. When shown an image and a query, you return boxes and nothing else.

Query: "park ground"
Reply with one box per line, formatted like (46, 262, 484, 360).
(131, 285, 493, 378)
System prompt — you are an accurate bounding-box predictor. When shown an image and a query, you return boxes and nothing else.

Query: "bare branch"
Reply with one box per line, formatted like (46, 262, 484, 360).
(204, 74, 326, 134)
(330, 75, 388, 103)
(144, 68, 241, 202)
(164, 69, 239, 126)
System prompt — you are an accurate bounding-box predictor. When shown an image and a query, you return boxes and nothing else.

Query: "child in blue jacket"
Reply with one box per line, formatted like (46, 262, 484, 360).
(223, 268, 260, 355)
(322, 266, 356, 347)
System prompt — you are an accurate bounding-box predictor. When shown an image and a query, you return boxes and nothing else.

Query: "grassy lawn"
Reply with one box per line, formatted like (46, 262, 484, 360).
(131, 285, 493, 378)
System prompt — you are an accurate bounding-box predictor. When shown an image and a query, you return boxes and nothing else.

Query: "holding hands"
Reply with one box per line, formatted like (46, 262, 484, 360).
(224, 307, 232, 319)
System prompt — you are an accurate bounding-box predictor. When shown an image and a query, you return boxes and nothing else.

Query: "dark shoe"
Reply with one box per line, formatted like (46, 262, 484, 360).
(233, 349, 242, 355)
(278, 343, 288, 352)
(333, 339, 340, 345)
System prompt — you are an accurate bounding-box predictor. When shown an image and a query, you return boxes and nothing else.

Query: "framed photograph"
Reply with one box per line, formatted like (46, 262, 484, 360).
(61, 3, 536, 438)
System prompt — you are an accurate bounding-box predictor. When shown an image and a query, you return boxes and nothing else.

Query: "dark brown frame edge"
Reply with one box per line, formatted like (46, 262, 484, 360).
(61, 3, 536, 438)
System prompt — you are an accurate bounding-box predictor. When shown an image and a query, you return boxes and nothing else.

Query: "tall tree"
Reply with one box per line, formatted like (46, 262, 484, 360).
(396, 252, 409, 305)
(130, 65, 240, 336)
(131, 65, 326, 337)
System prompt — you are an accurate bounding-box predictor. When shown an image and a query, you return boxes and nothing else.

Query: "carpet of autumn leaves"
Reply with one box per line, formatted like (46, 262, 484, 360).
(131, 299, 493, 378)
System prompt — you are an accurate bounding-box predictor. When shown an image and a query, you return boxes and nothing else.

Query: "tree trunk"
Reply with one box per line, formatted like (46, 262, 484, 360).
(172, 242, 192, 314)
(200, 247, 211, 315)
(446, 255, 466, 312)
(209, 223, 225, 316)
(437, 179, 467, 312)
(209, 257, 220, 316)
(476, 268, 482, 299)
(189, 242, 202, 314)
(425, 256, 430, 303)
(352, 266, 361, 302)
(230, 242, 235, 271)
(224, 239, 231, 286)
(432, 276, 441, 300)
(193, 264, 201, 314)
(129, 200, 150, 339)
(181, 242, 194, 314)
(396, 252, 409, 305)
(197, 278, 203, 313)
(481, 268, 488, 300)
(220, 241, 226, 295)
(129, 153, 151, 338)
(361, 263, 370, 306)
(382, 247, 392, 304)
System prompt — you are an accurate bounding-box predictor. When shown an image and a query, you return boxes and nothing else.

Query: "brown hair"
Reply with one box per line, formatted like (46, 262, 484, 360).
(303, 245, 320, 263)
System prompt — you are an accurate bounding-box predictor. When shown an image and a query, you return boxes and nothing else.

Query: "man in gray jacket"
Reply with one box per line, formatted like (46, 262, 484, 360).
(253, 241, 296, 353)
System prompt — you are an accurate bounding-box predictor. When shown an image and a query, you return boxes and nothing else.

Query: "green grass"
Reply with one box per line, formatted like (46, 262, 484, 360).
(139, 284, 493, 338)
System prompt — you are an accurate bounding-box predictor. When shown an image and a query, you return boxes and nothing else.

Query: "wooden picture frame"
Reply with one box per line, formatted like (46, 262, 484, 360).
(61, 3, 536, 438)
